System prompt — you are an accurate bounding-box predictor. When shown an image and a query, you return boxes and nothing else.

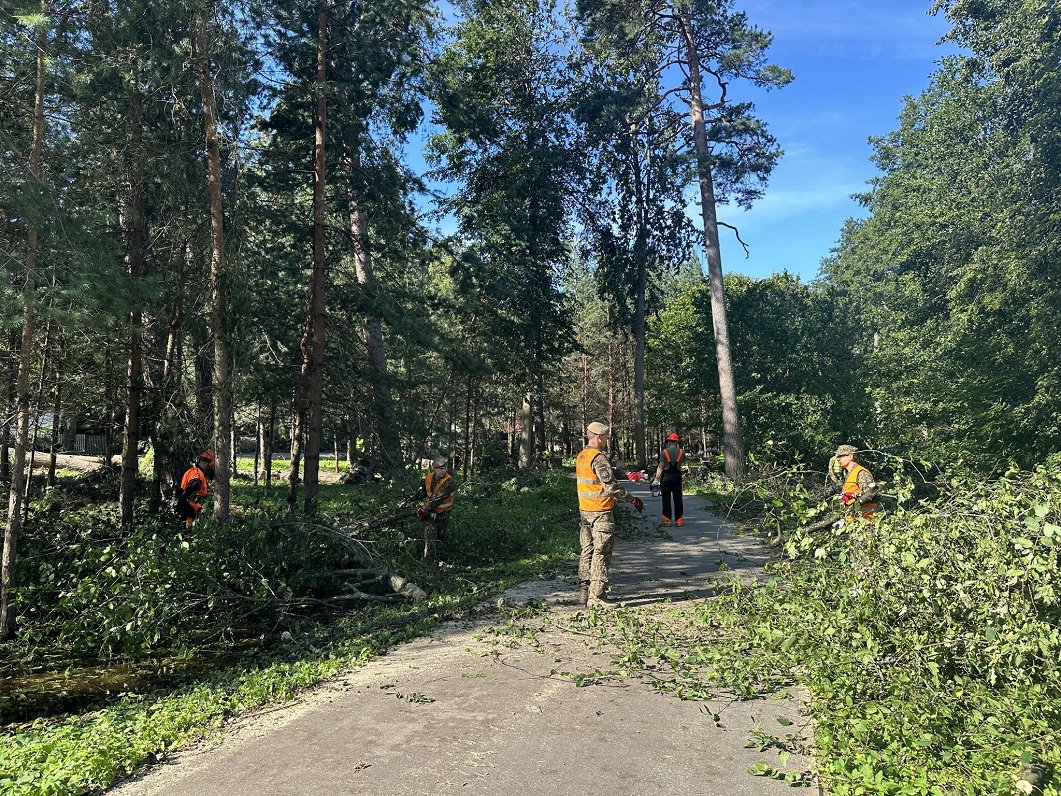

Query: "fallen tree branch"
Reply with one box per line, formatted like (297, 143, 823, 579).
(305, 518, 428, 603)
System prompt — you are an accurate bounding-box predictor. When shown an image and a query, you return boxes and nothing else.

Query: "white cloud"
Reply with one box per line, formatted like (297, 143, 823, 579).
(689, 144, 869, 232)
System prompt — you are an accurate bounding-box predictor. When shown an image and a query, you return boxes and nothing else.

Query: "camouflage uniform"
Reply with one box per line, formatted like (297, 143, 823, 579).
(834, 445, 879, 522)
(578, 451, 636, 603)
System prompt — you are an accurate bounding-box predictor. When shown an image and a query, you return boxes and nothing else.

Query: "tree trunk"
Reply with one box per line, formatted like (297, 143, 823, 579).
(291, 8, 329, 516)
(679, 11, 745, 478)
(264, 400, 275, 489)
(2, 33, 45, 639)
(607, 331, 615, 439)
(23, 318, 54, 524)
(632, 247, 648, 470)
(469, 387, 480, 475)
(463, 374, 473, 479)
(345, 144, 401, 472)
(346, 407, 356, 468)
(627, 127, 650, 469)
(253, 403, 261, 485)
(580, 353, 589, 437)
(47, 337, 64, 487)
(196, 15, 232, 518)
(2, 331, 17, 482)
(119, 85, 146, 527)
(534, 374, 546, 460)
(519, 385, 533, 468)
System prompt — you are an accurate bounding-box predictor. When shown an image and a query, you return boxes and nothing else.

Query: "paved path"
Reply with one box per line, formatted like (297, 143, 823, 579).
(112, 482, 809, 796)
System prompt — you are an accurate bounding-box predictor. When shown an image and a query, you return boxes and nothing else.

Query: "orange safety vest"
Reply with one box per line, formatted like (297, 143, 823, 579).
(425, 471, 454, 513)
(180, 465, 208, 510)
(576, 447, 613, 512)
(842, 463, 877, 519)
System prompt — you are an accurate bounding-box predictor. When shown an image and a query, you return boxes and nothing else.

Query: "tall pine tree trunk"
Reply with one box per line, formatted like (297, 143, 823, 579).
(345, 144, 401, 472)
(519, 383, 533, 468)
(23, 318, 54, 524)
(2, 32, 45, 639)
(196, 15, 231, 518)
(631, 143, 649, 469)
(119, 86, 146, 527)
(290, 7, 329, 516)
(679, 11, 745, 478)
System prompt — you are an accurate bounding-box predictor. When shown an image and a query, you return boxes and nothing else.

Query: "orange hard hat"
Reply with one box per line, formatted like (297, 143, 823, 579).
(199, 449, 216, 464)
(666, 432, 680, 442)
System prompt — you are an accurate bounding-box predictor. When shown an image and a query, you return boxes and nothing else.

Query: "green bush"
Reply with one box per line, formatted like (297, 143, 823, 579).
(621, 459, 1061, 794)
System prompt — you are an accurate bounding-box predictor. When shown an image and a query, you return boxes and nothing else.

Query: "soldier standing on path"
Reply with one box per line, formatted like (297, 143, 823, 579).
(652, 432, 686, 526)
(575, 422, 644, 608)
(834, 444, 879, 522)
(417, 456, 456, 562)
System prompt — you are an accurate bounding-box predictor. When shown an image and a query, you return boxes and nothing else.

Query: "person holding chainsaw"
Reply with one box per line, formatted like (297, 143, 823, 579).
(416, 455, 456, 562)
(575, 421, 645, 608)
(177, 450, 215, 526)
(834, 444, 879, 522)
(652, 432, 686, 526)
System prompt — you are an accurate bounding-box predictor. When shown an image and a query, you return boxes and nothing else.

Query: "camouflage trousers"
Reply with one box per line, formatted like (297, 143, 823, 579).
(578, 510, 616, 595)
(422, 512, 450, 563)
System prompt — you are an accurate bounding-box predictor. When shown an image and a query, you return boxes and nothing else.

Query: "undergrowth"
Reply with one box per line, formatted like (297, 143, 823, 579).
(0, 470, 579, 796)
(566, 458, 1061, 794)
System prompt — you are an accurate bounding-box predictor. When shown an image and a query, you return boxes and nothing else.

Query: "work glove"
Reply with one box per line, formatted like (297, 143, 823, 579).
(416, 507, 428, 520)
(840, 492, 856, 506)
(626, 471, 645, 482)
(632, 497, 644, 513)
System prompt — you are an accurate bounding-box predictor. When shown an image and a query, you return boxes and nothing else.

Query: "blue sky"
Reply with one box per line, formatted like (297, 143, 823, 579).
(715, 0, 959, 280)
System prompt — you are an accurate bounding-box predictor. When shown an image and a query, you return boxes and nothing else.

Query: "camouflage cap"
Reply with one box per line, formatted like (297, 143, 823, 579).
(586, 421, 610, 437)
(431, 456, 448, 468)
(835, 444, 857, 457)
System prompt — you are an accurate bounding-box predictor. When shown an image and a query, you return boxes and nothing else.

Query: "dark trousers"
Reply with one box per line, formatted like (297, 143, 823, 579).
(176, 498, 199, 525)
(661, 477, 683, 521)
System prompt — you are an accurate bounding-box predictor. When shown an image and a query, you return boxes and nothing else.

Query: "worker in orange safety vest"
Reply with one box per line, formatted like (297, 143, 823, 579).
(177, 450, 216, 526)
(416, 455, 455, 562)
(652, 432, 686, 526)
(834, 444, 879, 522)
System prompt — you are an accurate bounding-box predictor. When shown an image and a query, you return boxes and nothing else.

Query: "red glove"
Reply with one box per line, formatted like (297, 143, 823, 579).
(417, 507, 428, 519)
(632, 497, 644, 513)
(626, 471, 645, 482)
(841, 492, 856, 506)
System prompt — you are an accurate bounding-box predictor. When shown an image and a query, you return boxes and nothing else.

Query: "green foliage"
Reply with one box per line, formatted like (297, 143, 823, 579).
(584, 459, 1061, 794)
(14, 501, 351, 659)
(647, 273, 867, 464)
(821, 0, 1061, 470)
